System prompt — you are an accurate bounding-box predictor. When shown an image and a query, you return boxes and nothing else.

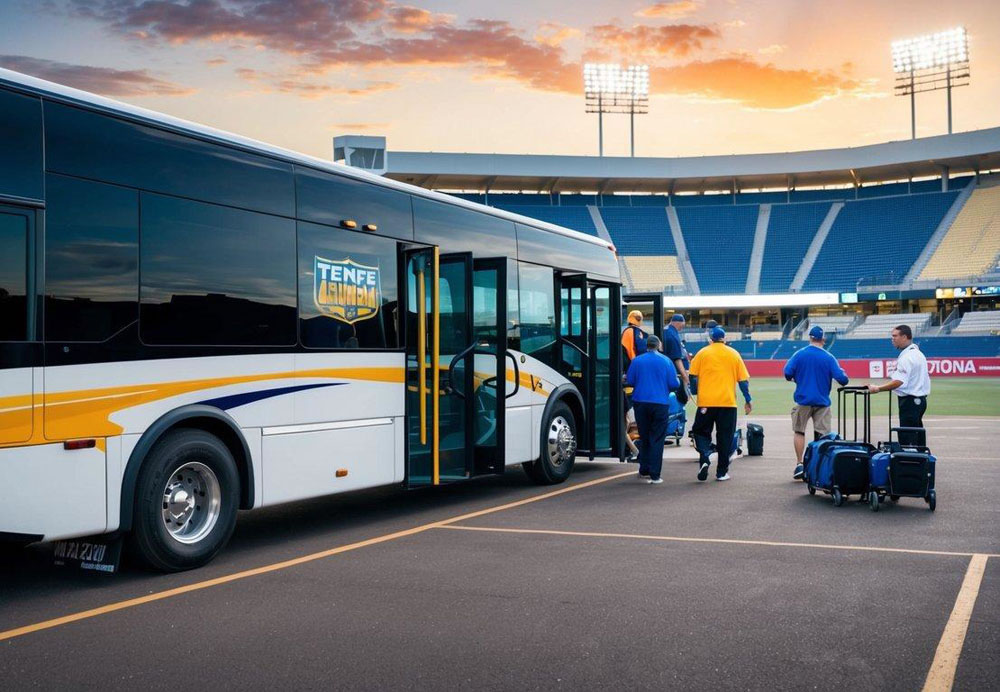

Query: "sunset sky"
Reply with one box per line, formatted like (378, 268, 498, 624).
(1, 0, 998, 159)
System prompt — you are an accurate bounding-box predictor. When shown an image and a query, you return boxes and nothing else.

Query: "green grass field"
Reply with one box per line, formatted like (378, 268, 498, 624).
(721, 377, 1000, 417)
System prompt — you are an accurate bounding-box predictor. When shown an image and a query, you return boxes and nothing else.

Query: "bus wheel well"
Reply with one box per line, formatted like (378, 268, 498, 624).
(120, 406, 255, 533)
(558, 393, 585, 438)
(171, 418, 253, 511)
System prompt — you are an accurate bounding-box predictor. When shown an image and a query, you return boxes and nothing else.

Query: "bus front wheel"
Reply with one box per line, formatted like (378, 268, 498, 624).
(522, 402, 577, 485)
(129, 429, 240, 572)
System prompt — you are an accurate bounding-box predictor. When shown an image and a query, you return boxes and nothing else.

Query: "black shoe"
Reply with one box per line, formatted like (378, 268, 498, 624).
(697, 461, 710, 482)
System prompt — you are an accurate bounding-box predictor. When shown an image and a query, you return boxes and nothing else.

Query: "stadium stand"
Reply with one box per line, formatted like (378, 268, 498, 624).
(804, 315, 856, 334)
(492, 204, 599, 236)
(951, 310, 1000, 334)
(759, 202, 832, 293)
(919, 184, 1000, 280)
(676, 205, 758, 294)
(621, 256, 685, 291)
(802, 191, 960, 291)
(845, 312, 934, 338)
(599, 208, 676, 255)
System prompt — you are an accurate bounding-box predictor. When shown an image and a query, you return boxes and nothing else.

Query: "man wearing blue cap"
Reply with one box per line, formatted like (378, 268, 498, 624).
(662, 313, 690, 404)
(784, 325, 849, 480)
(688, 326, 752, 482)
(625, 334, 680, 484)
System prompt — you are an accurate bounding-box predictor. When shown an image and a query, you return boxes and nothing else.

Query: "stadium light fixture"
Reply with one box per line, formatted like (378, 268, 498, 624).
(584, 63, 650, 157)
(891, 27, 970, 138)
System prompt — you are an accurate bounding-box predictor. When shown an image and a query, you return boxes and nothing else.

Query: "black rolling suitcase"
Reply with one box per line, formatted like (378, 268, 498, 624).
(746, 423, 764, 456)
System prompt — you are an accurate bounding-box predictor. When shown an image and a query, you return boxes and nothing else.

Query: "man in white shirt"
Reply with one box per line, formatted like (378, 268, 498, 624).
(868, 324, 930, 446)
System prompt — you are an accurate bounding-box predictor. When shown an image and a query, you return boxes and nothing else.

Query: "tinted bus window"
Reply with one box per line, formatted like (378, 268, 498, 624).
(516, 223, 618, 280)
(296, 167, 413, 240)
(517, 262, 556, 368)
(140, 193, 296, 346)
(45, 175, 138, 342)
(0, 90, 43, 201)
(45, 102, 294, 217)
(0, 211, 29, 341)
(413, 197, 517, 258)
(298, 221, 399, 349)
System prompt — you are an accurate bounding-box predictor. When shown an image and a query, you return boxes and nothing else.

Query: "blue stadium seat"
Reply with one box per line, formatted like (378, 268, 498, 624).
(599, 195, 633, 207)
(789, 189, 850, 203)
(630, 195, 672, 206)
(802, 191, 959, 292)
(494, 204, 598, 236)
(677, 205, 758, 294)
(736, 192, 788, 205)
(672, 195, 735, 207)
(557, 194, 598, 206)
(759, 202, 831, 293)
(599, 208, 676, 255)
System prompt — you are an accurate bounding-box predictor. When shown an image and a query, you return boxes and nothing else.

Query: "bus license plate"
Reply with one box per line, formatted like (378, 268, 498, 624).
(53, 537, 123, 574)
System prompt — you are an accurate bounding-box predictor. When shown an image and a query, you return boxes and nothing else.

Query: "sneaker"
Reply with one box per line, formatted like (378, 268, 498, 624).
(793, 464, 804, 480)
(648, 477, 663, 485)
(715, 474, 731, 481)
(697, 462, 710, 482)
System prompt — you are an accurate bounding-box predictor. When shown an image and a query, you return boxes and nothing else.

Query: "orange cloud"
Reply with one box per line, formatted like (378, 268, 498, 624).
(535, 22, 581, 47)
(385, 5, 452, 34)
(0, 54, 195, 96)
(237, 68, 398, 99)
(757, 43, 786, 55)
(634, 1, 700, 19)
(652, 57, 862, 109)
(590, 23, 721, 58)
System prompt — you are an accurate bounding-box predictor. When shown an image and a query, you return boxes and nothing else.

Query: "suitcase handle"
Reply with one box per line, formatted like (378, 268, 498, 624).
(889, 425, 927, 449)
(837, 386, 870, 444)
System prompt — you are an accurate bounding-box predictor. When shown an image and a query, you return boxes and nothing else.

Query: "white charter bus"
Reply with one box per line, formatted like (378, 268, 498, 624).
(0, 69, 625, 571)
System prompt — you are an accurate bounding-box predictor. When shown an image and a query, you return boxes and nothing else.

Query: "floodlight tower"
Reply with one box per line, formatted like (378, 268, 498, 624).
(584, 64, 650, 157)
(891, 27, 970, 138)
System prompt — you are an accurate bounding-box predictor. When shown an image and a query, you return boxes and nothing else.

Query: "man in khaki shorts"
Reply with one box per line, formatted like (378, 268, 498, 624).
(783, 326, 849, 480)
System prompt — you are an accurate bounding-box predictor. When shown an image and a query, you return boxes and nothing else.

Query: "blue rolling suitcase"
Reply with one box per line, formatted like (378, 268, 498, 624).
(867, 393, 936, 512)
(804, 387, 875, 506)
(665, 392, 687, 445)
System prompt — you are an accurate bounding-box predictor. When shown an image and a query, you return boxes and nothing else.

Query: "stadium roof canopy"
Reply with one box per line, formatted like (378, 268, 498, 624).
(384, 128, 1000, 194)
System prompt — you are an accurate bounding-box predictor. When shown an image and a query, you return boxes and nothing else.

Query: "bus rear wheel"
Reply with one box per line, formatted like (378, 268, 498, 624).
(129, 429, 239, 572)
(523, 402, 576, 485)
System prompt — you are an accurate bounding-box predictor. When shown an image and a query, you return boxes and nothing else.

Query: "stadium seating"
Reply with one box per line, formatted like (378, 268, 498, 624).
(804, 315, 856, 335)
(802, 191, 959, 291)
(951, 310, 1000, 334)
(919, 185, 1000, 281)
(677, 205, 758, 294)
(844, 312, 933, 339)
(621, 256, 685, 290)
(492, 204, 598, 236)
(759, 202, 832, 293)
(599, 208, 676, 255)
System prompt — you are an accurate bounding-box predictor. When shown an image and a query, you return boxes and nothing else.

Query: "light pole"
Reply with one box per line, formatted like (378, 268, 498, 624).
(584, 64, 649, 157)
(892, 27, 970, 138)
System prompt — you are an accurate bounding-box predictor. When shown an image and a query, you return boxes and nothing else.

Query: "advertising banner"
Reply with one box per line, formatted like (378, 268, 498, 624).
(745, 357, 1000, 378)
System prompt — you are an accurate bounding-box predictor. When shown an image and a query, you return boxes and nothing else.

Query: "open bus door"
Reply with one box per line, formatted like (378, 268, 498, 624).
(403, 248, 508, 486)
(556, 273, 622, 460)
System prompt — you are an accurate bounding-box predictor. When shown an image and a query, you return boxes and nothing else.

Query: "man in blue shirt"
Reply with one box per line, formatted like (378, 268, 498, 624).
(784, 326, 849, 479)
(626, 335, 680, 484)
(662, 313, 689, 404)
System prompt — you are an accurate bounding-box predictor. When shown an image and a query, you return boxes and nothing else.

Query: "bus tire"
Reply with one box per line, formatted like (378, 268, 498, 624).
(523, 401, 577, 485)
(129, 429, 240, 572)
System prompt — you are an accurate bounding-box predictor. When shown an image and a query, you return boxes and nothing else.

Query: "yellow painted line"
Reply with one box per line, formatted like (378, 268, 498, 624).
(437, 525, 1000, 559)
(0, 470, 634, 643)
(922, 554, 990, 692)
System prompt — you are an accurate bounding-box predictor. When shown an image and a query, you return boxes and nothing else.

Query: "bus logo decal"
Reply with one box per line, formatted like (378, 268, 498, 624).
(314, 256, 381, 324)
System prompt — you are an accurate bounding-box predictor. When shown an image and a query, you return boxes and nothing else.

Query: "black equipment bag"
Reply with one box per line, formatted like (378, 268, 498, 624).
(746, 423, 764, 456)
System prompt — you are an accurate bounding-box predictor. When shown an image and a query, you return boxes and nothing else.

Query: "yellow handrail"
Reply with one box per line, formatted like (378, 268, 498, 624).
(432, 247, 440, 485)
(417, 265, 426, 445)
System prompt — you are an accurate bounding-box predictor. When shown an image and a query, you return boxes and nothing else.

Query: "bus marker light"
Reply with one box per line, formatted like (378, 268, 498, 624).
(340, 219, 358, 229)
(362, 223, 377, 232)
(64, 439, 96, 450)
(336, 469, 349, 478)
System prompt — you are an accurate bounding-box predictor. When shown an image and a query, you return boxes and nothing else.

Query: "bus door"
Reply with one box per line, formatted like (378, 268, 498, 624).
(0, 205, 36, 445)
(556, 273, 590, 452)
(622, 292, 663, 342)
(404, 249, 507, 486)
(588, 280, 621, 457)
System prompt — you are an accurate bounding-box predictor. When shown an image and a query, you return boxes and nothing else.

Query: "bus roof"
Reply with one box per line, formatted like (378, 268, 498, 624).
(0, 67, 615, 253)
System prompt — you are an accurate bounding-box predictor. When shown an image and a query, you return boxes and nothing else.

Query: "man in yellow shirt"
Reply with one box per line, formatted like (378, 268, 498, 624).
(689, 326, 753, 482)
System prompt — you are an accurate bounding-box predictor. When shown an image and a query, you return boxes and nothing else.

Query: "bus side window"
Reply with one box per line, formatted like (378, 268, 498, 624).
(297, 221, 399, 350)
(517, 262, 556, 369)
(0, 211, 29, 341)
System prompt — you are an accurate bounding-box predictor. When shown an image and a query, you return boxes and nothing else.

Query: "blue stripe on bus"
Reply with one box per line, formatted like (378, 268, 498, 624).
(196, 383, 345, 411)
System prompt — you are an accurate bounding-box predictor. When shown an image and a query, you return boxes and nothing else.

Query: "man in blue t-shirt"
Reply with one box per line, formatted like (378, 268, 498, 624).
(662, 313, 689, 404)
(626, 335, 680, 484)
(784, 326, 849, 479)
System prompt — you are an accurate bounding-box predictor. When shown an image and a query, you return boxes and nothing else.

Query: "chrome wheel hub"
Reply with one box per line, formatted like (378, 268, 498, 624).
(161, 461, 221, 545)
(547, 416, 576, 466)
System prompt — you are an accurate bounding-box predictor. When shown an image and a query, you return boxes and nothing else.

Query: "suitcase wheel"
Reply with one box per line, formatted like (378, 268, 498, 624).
(890, 495, 899, 502)
(926, 489, 936, 512)
(832, 488, 844, 507)
(869, 492, 880, 512)
(808, 485, 816, 496)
